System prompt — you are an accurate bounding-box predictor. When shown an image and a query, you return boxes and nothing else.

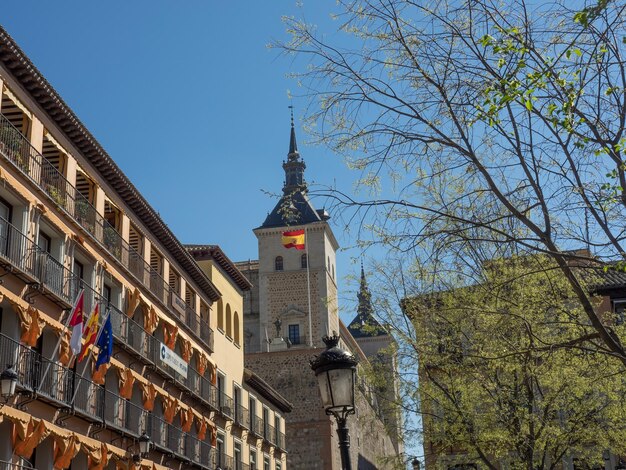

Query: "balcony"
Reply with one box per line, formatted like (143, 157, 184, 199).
(250, 417, 264, 438)
(0, 333, 214, 468)
(234, 404, 250, 429)
(276, 431, 286, 451)
(0, 112, 213, 352)
(218, 392, 234, 420)
(214, 453, 234, 470)
(265, 424, 276, 445)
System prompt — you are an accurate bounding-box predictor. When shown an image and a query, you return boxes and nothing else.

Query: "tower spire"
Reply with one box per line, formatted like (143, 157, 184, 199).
(288, 105, 299, 157)
(283, 106, 306, 194)
(357, 263, 374, 325)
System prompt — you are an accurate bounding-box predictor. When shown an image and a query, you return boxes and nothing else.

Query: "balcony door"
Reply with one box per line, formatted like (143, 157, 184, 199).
(0, 198, 11, 255)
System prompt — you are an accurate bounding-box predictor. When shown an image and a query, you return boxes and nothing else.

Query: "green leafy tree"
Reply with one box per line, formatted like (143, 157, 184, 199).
(367, 249, 626, 469)
(283, 0, 626, 364)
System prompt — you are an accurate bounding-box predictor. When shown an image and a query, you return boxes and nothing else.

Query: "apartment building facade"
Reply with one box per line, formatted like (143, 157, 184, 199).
(0, 26, 288, 470)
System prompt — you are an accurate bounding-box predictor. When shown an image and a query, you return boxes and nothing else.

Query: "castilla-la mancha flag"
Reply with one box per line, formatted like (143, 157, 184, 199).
(282, 229, 305, 250)
(69, 289, 85, 355)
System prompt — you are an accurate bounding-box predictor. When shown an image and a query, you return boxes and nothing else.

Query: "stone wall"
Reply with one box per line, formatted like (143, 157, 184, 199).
(246, 348, 400, 470)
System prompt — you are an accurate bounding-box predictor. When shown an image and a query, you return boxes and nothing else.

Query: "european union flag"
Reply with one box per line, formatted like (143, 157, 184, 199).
(96, 312, 113, 368)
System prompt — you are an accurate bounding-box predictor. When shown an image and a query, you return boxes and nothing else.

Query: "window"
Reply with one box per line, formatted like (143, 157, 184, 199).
(234, 441, 242, 469)
(275, 256, 283, 271)
(301, 253, 307, 269)
(37, 230, 51, 253)
(0, 198, 11, 255)
(234, 312, 240, 345)
(216, 432, 225, 467)
(217, 373, 225, 407)
(614, 300, 626, 325)
(263, 455, 270, 470)
(263, 407, 270, 438)
(234, 386, 241, 422)
(274, 415, 280, 443)
(217, 299, 224, 331)
(288, 324, 300, 345)
(276, 460, 282, 470)
(250, 449, 257, 470)
(226, 304, 232, 338)
(249, 396, 257, 429)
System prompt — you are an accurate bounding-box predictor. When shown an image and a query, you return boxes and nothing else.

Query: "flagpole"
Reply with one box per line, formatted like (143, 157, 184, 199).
(70, 307, 109, 406)
(305, 226, 313, 347)
(38, 288, 84, 393)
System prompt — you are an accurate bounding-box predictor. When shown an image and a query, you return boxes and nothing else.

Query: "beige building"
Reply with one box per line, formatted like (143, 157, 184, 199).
(235, 121, 402, 469)
(0, 25, 289, 470)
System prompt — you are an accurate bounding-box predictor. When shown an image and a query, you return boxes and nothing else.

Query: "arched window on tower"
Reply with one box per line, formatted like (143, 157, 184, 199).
(226, 304, 232, 338)
(301, 254, 308, 269)
(217, 300, 224, 331)
(234, 312, 240, 346)
(275, 256, 283, 271)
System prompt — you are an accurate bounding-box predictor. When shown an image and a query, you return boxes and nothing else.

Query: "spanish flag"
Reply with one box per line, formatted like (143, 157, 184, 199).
(282, 229, 305, 250)
(78, 303, 100, 362)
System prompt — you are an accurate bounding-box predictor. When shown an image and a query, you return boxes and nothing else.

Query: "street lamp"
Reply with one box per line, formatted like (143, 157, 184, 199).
(133, 432, 151, 462)
(412, 458, 421, 470)
(0, 364, 18, 401)
(310, 335, 358, 470)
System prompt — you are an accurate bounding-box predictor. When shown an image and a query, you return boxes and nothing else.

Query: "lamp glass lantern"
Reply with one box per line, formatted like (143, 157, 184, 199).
(1, 365, 18, 400)
(138, 432, 151, 456)
(311, 335, 358, 416)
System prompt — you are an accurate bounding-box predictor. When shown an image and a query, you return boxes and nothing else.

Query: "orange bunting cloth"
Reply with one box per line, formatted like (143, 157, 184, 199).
(13, 303, 45, 347)
(281, 229, 305, 250)
(78, 303, 100, 362)
(87, 442, 108, 470)
(162, 396, 179, 424)
(196, 418, 208, 441)
(144, 305, 158, 334)
(13, 418, 50, 459)
(181, 338, 192, 364)
(58, 331, 72, 367)
(180, 407, 194, 433)
(126, 287, 141, 317)
(92, 361, 110, 385)
(162, 322, 178, 350)
(197, 354, 208, 377)
(139, 382, 157, 411)
(118, 368, 136, 399)
(53, 434, 81, 469)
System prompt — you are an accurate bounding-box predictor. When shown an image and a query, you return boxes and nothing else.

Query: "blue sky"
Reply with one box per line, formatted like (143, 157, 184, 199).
(2, 3, 421, 462)
(1, 2, 370, 315)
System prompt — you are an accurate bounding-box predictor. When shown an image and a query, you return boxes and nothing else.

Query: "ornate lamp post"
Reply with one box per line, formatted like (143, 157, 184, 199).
(0, 364, 18, 402)
(310, 335, 358, 470)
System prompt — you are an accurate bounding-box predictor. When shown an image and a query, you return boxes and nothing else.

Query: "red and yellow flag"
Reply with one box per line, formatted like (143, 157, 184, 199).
(282, 229, 305, 250)
(78, 303, 100, 362)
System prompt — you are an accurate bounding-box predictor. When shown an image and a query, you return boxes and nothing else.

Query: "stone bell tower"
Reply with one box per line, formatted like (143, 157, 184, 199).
(252, 112, 339, 350)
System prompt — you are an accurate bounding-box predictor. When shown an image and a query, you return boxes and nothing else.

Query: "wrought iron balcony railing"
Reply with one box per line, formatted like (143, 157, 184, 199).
(0, 112, 213, 352)
(251, 416, 264, 438)
(0, 332, 214, 468)
(276, 430, 286, 450)
(218, 391, 234, 419)
(214, 453, 234, 470)
(234, 404, 250, 429)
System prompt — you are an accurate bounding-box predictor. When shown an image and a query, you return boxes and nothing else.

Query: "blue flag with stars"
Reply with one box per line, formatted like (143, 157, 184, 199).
(96, 312, 113, 368)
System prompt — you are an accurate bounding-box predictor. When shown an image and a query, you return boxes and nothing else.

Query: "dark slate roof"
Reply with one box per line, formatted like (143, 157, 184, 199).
(186, 245, 253, 291)
(0, 26, 221, 302)
(259, 190, 323, 229)
(583, 266, 626, 293)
